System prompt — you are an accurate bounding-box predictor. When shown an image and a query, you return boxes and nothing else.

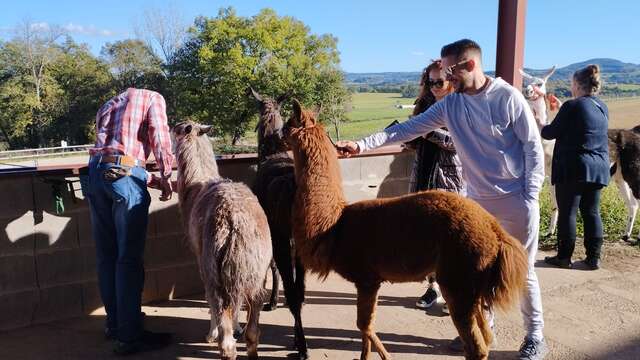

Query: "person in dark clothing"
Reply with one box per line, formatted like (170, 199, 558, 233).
(541, 64, 610, 270)
(409, 60, 465, 311)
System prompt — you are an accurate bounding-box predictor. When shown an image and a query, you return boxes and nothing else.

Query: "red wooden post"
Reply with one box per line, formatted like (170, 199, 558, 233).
(495, 0, 527, 89)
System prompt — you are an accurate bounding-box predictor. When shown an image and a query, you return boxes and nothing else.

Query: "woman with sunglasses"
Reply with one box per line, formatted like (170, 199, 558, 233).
(409, 60, 465, 312)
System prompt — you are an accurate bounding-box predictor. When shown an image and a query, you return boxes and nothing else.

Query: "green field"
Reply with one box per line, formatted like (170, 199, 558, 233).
(334, 93, 415, 140)
(334, 92, 640, 141)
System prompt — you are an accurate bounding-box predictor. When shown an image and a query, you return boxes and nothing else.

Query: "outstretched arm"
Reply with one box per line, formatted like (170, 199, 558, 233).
(336, 101, 447, 156)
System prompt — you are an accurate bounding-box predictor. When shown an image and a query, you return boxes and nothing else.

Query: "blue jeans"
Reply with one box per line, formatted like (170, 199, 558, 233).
(86, 157, 151, 342)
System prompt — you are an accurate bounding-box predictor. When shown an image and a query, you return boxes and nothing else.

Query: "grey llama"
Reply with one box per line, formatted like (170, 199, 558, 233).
(173, 120, 272, 360)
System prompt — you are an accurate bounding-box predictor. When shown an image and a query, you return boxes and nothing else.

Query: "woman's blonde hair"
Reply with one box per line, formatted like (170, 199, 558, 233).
(574, 64, 601, 95)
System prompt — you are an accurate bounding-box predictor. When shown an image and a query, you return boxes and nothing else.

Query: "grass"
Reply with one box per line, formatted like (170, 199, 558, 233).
(335, 93, 640, 140)
(331, 93, 415, 140)
(538, 181, 639, 246)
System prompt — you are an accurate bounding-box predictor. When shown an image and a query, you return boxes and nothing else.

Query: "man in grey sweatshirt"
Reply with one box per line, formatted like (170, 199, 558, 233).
(337, 39, 547, 360)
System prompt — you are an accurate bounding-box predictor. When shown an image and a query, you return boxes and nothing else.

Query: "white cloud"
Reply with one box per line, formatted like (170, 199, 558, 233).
(30, 22, 51, 31)
(62, 23, 118, 37)
(14, 21, 118, 37)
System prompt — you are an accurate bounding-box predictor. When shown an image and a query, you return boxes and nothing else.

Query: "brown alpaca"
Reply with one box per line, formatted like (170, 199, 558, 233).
(284, 100, 529, 360)
(173, 121, 272, 360)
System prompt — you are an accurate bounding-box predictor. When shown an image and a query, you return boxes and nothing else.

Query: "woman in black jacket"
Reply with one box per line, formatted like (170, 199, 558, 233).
(410, 60, 465, 311)
(541, 64, 610, 270)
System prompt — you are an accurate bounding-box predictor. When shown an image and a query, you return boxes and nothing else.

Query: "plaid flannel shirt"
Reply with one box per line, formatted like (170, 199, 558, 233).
(90, 88, 174, 179)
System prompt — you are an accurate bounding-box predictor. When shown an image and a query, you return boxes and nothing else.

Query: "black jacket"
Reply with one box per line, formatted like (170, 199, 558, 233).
(541, 96, 610, 186)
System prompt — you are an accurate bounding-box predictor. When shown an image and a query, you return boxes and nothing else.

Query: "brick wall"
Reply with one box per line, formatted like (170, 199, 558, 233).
(0, 149, 413, 330)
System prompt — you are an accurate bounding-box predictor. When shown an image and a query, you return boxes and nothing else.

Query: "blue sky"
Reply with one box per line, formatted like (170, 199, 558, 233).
(1, 0, 638, 73)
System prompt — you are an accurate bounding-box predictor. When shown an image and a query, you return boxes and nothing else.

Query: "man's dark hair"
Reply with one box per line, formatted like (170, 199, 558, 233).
(441, 39, 482, 60)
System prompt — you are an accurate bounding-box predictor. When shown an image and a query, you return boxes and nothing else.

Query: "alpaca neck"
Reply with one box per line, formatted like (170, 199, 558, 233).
(257, 133, 289, 162)
(176, 136, 221, 216)
(294, 127, 347, 242)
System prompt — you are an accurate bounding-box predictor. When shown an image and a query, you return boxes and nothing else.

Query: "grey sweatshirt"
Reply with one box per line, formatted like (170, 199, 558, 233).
(357, 77, 545, 200)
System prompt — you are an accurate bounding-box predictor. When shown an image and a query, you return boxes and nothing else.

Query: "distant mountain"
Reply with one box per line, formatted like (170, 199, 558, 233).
(344, 72, 422, 85)
(524, 58, 640, 83)
(345, 58, 640, 85)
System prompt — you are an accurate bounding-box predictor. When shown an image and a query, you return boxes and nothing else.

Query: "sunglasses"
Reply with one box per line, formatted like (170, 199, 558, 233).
(427, 79, 445, 89)
(444, 60, 471, 77)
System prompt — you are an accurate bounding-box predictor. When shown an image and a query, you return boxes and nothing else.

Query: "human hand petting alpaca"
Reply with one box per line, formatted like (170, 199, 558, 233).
(547, 93, 561, 112)
(334, 140, 360, 157)
(148, 174, 177, 200)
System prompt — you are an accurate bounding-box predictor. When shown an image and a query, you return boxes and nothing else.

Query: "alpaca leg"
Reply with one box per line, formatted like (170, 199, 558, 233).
(206, 303, 219, 343)
(616, 174, 639, 241)
(443, 290, 488, 360)
(547, 184, 559, 237)
(447, 300, 489, 360)
(274, 238, 309, 358)
(475, 302, 493, 348)
(245, 296, 263, 360)
(205, 290, 219, 343)
(356, 283, 390, 360)
(218, 307, 237, 360)
(233, 299, 244, 338)
(263, 258, 280, 311)
(292, 259, 309, 359)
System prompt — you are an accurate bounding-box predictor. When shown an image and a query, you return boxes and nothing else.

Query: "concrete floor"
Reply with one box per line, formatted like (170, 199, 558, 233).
(1, 248, 639, 360)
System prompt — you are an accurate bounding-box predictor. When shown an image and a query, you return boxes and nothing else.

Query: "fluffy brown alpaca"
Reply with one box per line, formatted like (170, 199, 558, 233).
(173, 121, 272, 360)
(284, 100, 529, 360)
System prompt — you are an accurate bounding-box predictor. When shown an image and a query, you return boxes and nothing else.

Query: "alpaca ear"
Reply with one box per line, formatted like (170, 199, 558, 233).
(276, 90, 292, 105)
(198, 124, 213, 136)
(292, 98, 303, 122)
(543, 65, 557, 81)
(248, 87, 263, 102)
(184, 124, 193, 135)
(519, 69, 535, 81)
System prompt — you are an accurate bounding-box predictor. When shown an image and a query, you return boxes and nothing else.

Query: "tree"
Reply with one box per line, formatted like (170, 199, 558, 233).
(134, 5, 188, 118)
(314, 69, 351, 140)
(134, 4, 187, 70)
(48, 38, 115, 145)
(401, 84, 419, 98)
(172, 7, 350, 144)
(101, 39, 164, 91)
(0, 20, 66, 148)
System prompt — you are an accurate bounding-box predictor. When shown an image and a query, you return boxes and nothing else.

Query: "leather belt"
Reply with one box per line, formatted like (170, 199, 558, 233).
(99, 155, 146, 168)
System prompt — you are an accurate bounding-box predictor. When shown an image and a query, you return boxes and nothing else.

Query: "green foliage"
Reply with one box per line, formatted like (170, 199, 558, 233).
(48, 39, 116, 144)
(539, 181, 640, 247)
(171, 7, 350, 143)
(400, 84, 419, 98)
(100, 39, 165, 91)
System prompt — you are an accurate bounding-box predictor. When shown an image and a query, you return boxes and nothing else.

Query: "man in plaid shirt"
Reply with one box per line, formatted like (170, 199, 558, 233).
(86, 88, 174, 355)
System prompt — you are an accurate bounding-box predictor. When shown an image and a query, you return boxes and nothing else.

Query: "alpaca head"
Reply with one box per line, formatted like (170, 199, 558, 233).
(249, 87, 291, 158)
(172, 120, 219, 182)
(172, 120, 213, 145)
(284, 99, 338, 172)
(519, 66, 556, 129)
(519, 66, 556, 101)
(283, 98, 321, 145)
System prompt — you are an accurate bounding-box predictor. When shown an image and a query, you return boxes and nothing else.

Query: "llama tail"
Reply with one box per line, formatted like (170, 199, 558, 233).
(484, 222, 529, 312)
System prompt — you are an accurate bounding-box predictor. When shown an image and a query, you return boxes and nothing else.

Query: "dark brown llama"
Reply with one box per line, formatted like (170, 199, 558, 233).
(284, 100, 529, 360)
(173, 121, 272, 360)
(249, 88, 309, 359)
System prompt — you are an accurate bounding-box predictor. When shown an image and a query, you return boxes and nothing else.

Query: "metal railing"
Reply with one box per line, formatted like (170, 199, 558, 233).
(0, 144, 92, 160)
